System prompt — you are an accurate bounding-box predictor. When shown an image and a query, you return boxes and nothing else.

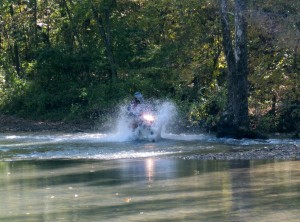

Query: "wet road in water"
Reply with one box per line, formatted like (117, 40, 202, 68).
(0, 132, 300, 221)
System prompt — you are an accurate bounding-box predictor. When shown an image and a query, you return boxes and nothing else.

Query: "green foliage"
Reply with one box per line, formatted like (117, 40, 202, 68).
(247, 0, 300, 133)
(277, 99, 300, 133)
(0, 0, 299, 134)
(255, 114, 278, 133)
(188, 88, 226, 131)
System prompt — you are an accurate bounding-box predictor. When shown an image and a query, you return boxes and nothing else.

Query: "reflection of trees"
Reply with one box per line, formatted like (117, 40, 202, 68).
(228, 161, 252, 221)
(1, 160, 300, 221)
(226, 161, 300, 221)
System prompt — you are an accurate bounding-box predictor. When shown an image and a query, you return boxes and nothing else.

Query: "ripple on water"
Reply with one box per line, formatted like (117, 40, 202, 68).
(0, 132, 299, 161)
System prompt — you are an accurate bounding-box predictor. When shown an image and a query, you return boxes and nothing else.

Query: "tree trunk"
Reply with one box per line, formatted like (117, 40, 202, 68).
(62, 0, 82, 48)
(13, 41, 21, 77)
(217, 0, 258, 139)
(33, 0, 38, 46)
(234, 0, 249, 128)
(220, 0, 236, 114)
(91, 2, 117, 82)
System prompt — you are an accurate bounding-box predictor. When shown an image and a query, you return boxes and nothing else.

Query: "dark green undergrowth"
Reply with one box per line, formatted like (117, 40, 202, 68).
(0, 0, 299, 136)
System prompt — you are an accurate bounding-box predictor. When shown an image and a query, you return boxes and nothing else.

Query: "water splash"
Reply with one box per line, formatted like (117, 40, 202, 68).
(109, 100, 178, 141)
(155, 101, 177, 134)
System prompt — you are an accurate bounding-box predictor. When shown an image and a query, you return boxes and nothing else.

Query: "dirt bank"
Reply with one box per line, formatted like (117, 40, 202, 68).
(0, 114, 93, 132)
(183, 144, 300, 160)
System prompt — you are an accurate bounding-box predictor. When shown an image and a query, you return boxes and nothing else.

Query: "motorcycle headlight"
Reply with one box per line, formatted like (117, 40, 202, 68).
(143, 114, 155, 122)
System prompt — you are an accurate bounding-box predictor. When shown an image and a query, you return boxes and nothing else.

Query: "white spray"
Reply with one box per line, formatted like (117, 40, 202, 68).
(111, 100, 177, 141)
(155, 101, 177, 134)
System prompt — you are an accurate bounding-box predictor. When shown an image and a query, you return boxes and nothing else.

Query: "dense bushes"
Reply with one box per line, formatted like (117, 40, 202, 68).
(0, 0, 299, 135)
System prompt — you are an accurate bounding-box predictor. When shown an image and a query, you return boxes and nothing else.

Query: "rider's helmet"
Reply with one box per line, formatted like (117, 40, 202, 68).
(134, 92, 144, 103)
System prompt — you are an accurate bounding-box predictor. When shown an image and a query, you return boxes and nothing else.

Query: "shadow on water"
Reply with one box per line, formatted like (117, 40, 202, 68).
(0, 158, 296, 189)
(1, 159, 242, 188)
(1, 170, 300, 221)
(1, 160, 126, 188)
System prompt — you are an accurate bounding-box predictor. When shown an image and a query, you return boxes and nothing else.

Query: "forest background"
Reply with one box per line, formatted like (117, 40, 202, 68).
(0, 0, 299, 136)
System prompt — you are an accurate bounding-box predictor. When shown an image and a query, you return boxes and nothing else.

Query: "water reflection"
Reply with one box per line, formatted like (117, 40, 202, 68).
(0, 159, 300, 221)
(145, 158, 154, 183)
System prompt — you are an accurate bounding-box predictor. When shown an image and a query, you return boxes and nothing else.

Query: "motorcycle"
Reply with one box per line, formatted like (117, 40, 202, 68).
(129, 110, 162, 142)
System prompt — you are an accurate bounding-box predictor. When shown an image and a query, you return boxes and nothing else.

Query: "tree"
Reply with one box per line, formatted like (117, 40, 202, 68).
(246, 0, 300, 136)
(217, 0, 258, 138)
(90, 0, 118, 82)
(61, 0, 82, 48)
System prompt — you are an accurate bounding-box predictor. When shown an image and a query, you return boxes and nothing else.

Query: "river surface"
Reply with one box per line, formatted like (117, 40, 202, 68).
(0, 132, 300, 221)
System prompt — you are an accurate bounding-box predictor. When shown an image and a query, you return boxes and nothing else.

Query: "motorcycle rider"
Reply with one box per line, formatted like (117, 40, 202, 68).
(127, 92, 145, 130)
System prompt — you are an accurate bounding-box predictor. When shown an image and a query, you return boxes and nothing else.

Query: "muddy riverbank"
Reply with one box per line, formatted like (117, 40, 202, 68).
(182, 144, 300, 160)
(0, 114, 93, 132)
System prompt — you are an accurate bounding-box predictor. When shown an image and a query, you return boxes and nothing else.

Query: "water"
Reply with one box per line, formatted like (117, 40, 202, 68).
(0, 131, 299, 222)
(0, 131, 298, 161)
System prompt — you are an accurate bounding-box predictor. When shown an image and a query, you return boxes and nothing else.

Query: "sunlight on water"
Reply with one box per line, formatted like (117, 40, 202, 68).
(0, 130, 299, 161)
(91, 151, 177, 160)
(0, 159, 299, 222)
(162, 133, 214, 141)
(14, 149, 177, 161)
(1, 132, 298, 147)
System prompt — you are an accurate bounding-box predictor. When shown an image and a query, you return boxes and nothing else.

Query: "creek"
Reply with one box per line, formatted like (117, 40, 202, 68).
(0, 132, 299, 221)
